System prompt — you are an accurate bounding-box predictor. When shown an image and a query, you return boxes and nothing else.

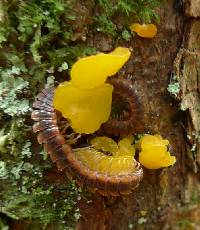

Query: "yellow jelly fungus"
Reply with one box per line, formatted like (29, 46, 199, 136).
(74, 136, 135, 175)
(138, 135, 176, 169)
(130, 23, 157, 38)
(70, 47, 131, 89)
(117, 136, 135, 156)
(90, 136, 135, 157)
(53, 47, 131, 134)
(54, 82, 113, 134)
(90, 136, 119, 153)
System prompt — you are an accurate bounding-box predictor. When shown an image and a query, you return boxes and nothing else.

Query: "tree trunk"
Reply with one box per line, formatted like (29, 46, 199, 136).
(1, 1, 200, 229)
(76, 1, 200, 229)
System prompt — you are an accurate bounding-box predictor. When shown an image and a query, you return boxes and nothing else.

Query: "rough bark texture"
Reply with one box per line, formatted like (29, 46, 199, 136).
(76, 1, 200, 230)
(76, 1, 186, 230)
(185, 0, 200, 17)
(175, 21, 200, 172)
(2, 1, 200, 229)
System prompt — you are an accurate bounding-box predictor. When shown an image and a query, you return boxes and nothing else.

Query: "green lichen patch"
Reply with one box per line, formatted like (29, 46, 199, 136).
(0, 0, 94, 228)
(167, 82, 180, 97)
(0, 179, 81, 227)
(0, 161, 8, 179)
(167, 75, 180, 98)
(0, 75, 30, 116)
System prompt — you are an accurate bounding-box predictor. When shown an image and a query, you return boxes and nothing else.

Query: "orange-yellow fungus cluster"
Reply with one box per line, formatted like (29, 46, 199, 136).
(138, 135, 176, 169)
(130, 23, 157, 38)
(74, 136, 136, 175)
(74, 134, 176, 174)
(91, 136, 135, 157)
(52, 44, 176, 172)
(53, 47, 131, 134)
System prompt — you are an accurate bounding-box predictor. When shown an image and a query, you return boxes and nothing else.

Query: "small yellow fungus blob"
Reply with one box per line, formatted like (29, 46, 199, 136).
(74, 136, 136, 175)
(138, 135, 176, 169)
(70, 47, 131, 89)
(54, 82, 113, 134)
(116, 136, 135, 156)
(53, 47, 131, 134)
(91, 136, 119, 153)
(130, 23, 157, 38)
(90, 135, 135, 157)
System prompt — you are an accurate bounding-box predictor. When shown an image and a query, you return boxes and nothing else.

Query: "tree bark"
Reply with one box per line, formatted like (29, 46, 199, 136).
(76, 1, 200, 229)
(5, 1, 200, 229)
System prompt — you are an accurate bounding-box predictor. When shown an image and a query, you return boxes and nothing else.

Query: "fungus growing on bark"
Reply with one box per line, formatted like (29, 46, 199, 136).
(75, 136, 136, 176)
(53, 47, 131, 134)
(32, 45, 176, 197)
(138, 135, 176, 169)
(32, 89, 143, 196)
(130, 23, 157, 38)
(91, 135, 135, 157)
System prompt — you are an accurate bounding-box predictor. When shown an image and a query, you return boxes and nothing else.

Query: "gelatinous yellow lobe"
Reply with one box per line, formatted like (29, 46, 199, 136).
(138, 135, 176, 169)
(91, 136, 135, 156)
(53, 47, 131, 134)
(91, 136, 119, 153)
(74, 136, 136, 175)
(117, 136, 135, 156)
(70, 47, 131, 89)
(75, 149, 135, 175)
(130, 23, 157, 38)
(54, 82, 113, 134)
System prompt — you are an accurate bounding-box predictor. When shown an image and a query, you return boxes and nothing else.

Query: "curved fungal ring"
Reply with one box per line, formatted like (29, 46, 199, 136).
(32, 86, 143, 196)
(102, 78, 144, 136)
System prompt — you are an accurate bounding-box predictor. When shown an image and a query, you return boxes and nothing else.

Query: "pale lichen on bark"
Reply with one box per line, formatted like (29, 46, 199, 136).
(173, 18, 200, 172)
(167, 1, 200, 228)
